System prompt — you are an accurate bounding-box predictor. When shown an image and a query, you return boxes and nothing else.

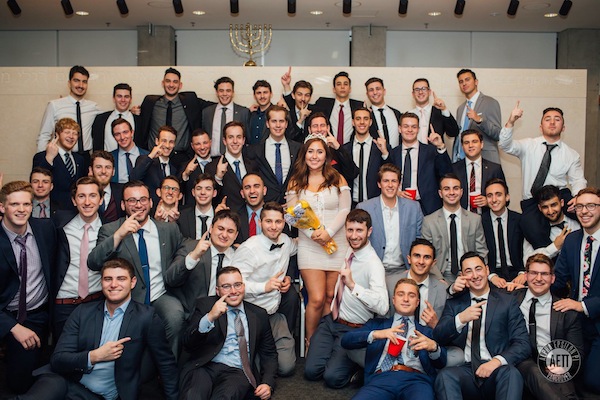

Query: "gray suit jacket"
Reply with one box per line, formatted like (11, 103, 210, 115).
(421, 208, 488, 278)
(87, 217, 190, 303)
(398, 270, 448, 320)
(456, 92, 502, 164)
(202, 103, 250, 143)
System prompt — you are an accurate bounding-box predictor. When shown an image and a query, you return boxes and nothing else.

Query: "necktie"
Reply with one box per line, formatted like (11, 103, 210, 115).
(14, 234, 29, 324)
(233, 309, 257, 388)
(401, 147, 413, 190)
(529, 298, 539, 358)
(270, 243, 284, 251)
(216, 253, 225, 274)
(233, 160, 242, 183)
(118, 113, 122, 119)
(161, 163, 167, 178)
(454, 100, 471, 161)
(137, 229, 151, 304)
(200, 160, 209, 170)
(531, 143, 558, 195)
(471, 297, 484, 376)
(125, 152, 133, 179)
(357, 142, 365, 202)
(249, 212, 257, 237)
(450, 214, 458, 275)
(78, 223, 91, 299)
(337, 105, 345, 145)
(469, 161, 476, 196)
(415, 283, 424, 323)
(166, 100, 173, 127)
(380, 316, 409, 372)
(551, 221, 566, 230)
(496, 217, 509, 279)
(331, 253, 354, 320)
(275, 143, 283, 185)
(64, 153, 76, 178)
(378, 108, 390, 143)
(76, 100, 83, 152)
(582, 236, 595, 298)
(39, 203, 47, 219)
(220, 107, 227, 154)
(198, 215, 209, 236)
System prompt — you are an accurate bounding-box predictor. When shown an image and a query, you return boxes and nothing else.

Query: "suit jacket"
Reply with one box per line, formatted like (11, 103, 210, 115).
(110, 147, 150, 184)
(204, 154, 258, 212)
(88, 217, 189, 304)
(314, 97, 364, 141)
(91, 111, 142, 151)
(398, 270, 448, 319)
(433, 288, 530, 366)
(282, 94, 317, 143)
(513, 289, 584, 357)
(33, 151, 86, 211)
(342, 140, 385, 201)
(341, 317, 447, 384)
(130, 155, 180, 205)
(50, 300, 178, 400)
(428, 106, 460, 142)
(482, 210, 525, 281)
(368, 106, 402, 141)
(202, 103, 251, 143)
(357, 196, 423, 269)
(99, 182, 125, 224)
(389, 142, 452, 216)
(421, 208, 488, 277)
(553, 229, 600, 332)
(452, 158, 505, 210)
(182, 296, 278, 389)
(247, 138, 301, 204)
(176, 206, 205, 240)
(456, 93, 502, 164)
(139, 92, 210, 150)
(178, 155, 218, 206)
(0, 218, 56, 337)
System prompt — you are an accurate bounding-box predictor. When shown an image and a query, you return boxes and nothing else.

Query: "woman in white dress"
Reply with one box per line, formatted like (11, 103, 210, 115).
(286, 137, 351, 344)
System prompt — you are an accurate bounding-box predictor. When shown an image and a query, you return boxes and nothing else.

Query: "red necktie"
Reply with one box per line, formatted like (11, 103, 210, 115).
(249, 212, 257, 237)
(337, 104, 345, 144)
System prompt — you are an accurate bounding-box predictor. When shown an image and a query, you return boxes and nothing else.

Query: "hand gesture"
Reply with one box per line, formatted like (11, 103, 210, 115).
(215, 196, 229, 213)
(90, 337, 131, 364)
(10, 324, 41, 350)
(149, 144, 163, 159)
(372, 324, 409, 343)
(154, 201, 167, 221)
(276, 95, 289, 110)
(45, 136, 60, 164)
(280, 276, 291, 293)
(553, 226, 572, 250)
(215, 155, 228, 180)
(409, 330, 438, 352)
(190, 231, 211, 260)
(506, 101, 523, 127)
(427, 124, 444, 150)
(375, 137, 388, 156)
(298, 103, 311, 123)
(166, 202, 180, 222)
(265, 270, 285, 293)
(466, 103, 481, 123)
(130, 105, 141, 116)
(115, 211, 142, 242)
(458, 300, 486, 325)
(420, 300, 439, 328)
(281, 66, 292, 91)
(325, 127, 340, 150)
(451, 275, 470, 293)
(490, 275, 507, 289)
(183, 158, 199, 179)
(432, 91, 447, 111)
(208, 294, 229, 322)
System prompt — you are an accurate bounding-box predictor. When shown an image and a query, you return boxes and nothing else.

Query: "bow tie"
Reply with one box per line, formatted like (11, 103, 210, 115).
(270, 243, 284, 251)
(551, 221, 566, 230)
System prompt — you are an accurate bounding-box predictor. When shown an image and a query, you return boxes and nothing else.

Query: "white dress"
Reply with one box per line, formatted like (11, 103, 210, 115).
(290, 186, 351, 272)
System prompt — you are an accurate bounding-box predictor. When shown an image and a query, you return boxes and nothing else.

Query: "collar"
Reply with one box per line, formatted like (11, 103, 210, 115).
(402, 141, 418, 151)
(195, 206, 214, 217)
(72, 213, 102, 230)
(492, 208, 508, 222)
(104, 298, 131, 318)
(210, 244, 234, 258)
(443, 207, 461, 221)
(195, 155, 212, 164)
(467, 91, 481, 104)
(525, 289, 552, 307)
(584, 228, 600, 244)
(416, 104, 432, 113)
(258, 232, 284, 249)
(466, 156, 482, 167)
(119, 146, 139, 155)
(266, 136, 287, 146)
(246, 205, 262, 219)
(371, 104, 387, 112)
(219, 102, 234, 112)
(158, 156, 170, 164)
(227, 303, 246, 314)
(57, 146, 72, 157)
(33, 198, 50, 208)
(68, 95, 85, 104)
(334, 99, 350, 108)
(353, 135, 373, 145)
(469, 289, 490, 301)
(393, 313, 415, 325)
(1, 220, 33, 241)
(407, 271, 430, 288)
(224, 152, 243, 164)
(113, 109, 131, 118)
(349, 243, 371, 261)
(379, 195, 398, 210)
(138, 218, 156, 236)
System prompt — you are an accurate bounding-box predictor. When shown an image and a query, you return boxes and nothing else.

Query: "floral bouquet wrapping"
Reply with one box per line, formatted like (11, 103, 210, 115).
(285, 200, 338, 254)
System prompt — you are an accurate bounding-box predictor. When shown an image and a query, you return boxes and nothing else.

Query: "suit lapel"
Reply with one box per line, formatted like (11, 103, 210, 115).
(94, 302, 105, 348)
(460, 209, 471, 250)
(0, 228, 18, 274)
(122, 235, 145, 284)
(550, 294, 561, 340)
(437, 211, 449, 245)
(155, 222, 168, 273)
(245, 304, 258, 358)
(484, 290, 499, 333)
(119, 302, 134, 338)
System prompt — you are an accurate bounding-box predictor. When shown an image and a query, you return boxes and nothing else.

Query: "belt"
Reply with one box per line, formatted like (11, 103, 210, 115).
(376, 364, 422, 374)
(55, 292, 103, 305)
(335, 318, 363, 328)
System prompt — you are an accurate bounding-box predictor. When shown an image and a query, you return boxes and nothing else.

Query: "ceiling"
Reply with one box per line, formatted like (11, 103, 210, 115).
(1, 0, 598, 32)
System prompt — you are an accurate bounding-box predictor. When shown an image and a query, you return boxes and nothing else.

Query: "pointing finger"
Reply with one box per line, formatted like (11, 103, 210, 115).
(432, 91, 438, 99)
(201, 230, 209, 241)
(424, 300, 433, 310)
(288, 66, 291, 75)
(274, 270, 285, 278)
(429, 124, 436, 134)
(515, 100, 520, 109)
(220, 294, 229, 302)
(220, 155, 226, 164)
(221, 196, 228, 205)
(474, 300, 487, 308)
(116, 337, 131, 345)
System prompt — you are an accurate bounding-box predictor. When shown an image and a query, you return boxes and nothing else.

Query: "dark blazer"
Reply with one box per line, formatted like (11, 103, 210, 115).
(247, 139, 302, 204)
(177, 206, 202, 240)
(88, 217, 190, 304)
(452, 158, 505, 210)
(341, 317, 446, 384)
(139, 92, 210, 150)
(110, 147, 150, 184)
(389, 142, 452, 215)
(428, 106, 460, 142)
(181, 296, 278, 390)
(204, 154, 258, 212)
(51, 300, 178, 400)
(178, 156, 217, 206)
(433, 289, 531, 366)
(482, 210, 525, 281)
(314, 97, 363, 127)
(368, 105, 402, 141)
(202, 103, 251, 143)
(342, 140, 384, 201)
(91, 112, 142, 151)
(0, 219, 56, 337)
(33, 151, 86, 211)
(283, 94, 317, 143)
(130, 155, 180, 205)
(99, 182, 125, 224)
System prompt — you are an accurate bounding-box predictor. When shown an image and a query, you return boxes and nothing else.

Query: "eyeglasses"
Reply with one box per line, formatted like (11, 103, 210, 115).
(527, 271, 553, 278)
(412, 87, 430, 93)
(219, 282, 244, 291)
(125, 197, 150, 206)
(574, 203, 600, 212)
(161, 185, 180, 193)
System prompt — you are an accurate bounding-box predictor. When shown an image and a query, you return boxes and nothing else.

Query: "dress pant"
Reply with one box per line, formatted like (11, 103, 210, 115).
(353, 370, 435, 400)
(268, 313, 296, 377)
(517, 359, 578, 400)
(152, 293, 185, 358)
(434, 363, 523, 400)
(179, 361, 253, 400)
(52, 298, 103, 341)
(278, 284, 299, 334)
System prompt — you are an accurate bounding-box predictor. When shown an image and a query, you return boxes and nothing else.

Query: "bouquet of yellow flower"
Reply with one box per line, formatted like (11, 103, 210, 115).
(285, 200, 338, 255)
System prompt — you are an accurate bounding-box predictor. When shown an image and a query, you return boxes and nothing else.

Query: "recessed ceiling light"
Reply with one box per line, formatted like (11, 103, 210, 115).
(310, 10, 324, 15)
(192, 10, 205, 15)
(75, 11, 89, 16)
(428, 11, 442, 16)
(544, 12, 558, 17)
(490, 12, 500, 17)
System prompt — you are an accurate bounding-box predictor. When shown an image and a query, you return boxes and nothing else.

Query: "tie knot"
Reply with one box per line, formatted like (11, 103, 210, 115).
(251, 211, 256, 218)
(378, 108, 385, 113)
(125, 152, 131, 157)
(222, 106, 227, 111)
(83, 223, 91, 232)
(39, 203, 46, 210)
(358, 142, 365, 147)
(14, 234, 28, 247)
(544, 143, 558, 151)
(472, 297, 485, 303)
(65, 152, 71, 158)
(76, 101, 80, 106)
(275, 143, 281, 148)
(340, 104, 344, 109)
(417, 283, 424, 289)
(405, 147, 413, 154)
(531, 297, 539, 304)
(450, 213, 456, 220)
(270, 243, 284, 251)
(552, 221, 566, 230)
(167, 100, 172, 105)
(230, 308, 240, 316)
(218, 253, 225, 260)
(467, 100, 472, 107)
(137, 229, 144, 239)
(496, 217, 502, 223)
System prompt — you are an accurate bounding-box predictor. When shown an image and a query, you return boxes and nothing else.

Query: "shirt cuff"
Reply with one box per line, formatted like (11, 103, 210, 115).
(455, 315, 466, 332)
(494, 355, 508, 366)
(488, 273, 498, 281)
(367, 331, 375, 344)
(199, 314, 215, 333)
(185, 254, 199, 271)
(215, 176, 224, 186)
(381, 153, 389, 161)
(437, 147, 447, 154)
(441, 109, 450, 117)
(428, 344, 442, 360)
(86, 353, 94, 372)
(582, 300, 589, 316)
(351, 283, 364, 299)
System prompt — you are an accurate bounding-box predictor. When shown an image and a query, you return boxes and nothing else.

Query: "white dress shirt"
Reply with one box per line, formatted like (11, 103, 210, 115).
(371, 104, 400, 149)
(443, 208, 464, 273)
(186, 244, 235, 296)
(104, 110, 136, 152)
(407, 271, 430, 326)
(265, 136, 291, 181)
(459, 91, 481, 131)
(133, 219, 166, 302)
(401, 143, 420, 199)
(520, 290, 552, 353)
(329, 99, 353, 144)
(380, 196, 402, 269)
(412, 104, 451, 144)
(211, 102, 234, 156)
(223, 152, 247, 180)
(194, 206, 214, 240)
(527, 215, 579, 260)
(351, 136, 373, 203)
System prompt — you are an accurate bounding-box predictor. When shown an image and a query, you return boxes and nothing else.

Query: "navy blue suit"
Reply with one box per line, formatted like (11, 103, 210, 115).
(32, 151, 86, 211)
(342, 140, 385, 202)
(389, 142, 452, 216)
(110, 147, 149, 184)
(553, 229, 600, 393)
(130, 155, 179, 205)
(452, 158, 505, 210)
(482, 210, 525, 281)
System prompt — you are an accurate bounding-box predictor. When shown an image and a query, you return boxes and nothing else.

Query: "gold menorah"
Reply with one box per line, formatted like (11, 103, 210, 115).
(229, 23, 272, 66)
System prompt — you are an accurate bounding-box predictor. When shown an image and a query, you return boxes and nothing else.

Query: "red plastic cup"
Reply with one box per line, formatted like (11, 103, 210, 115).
(469, 192, 480, 210)
(405, 188, 417, 200)
(387, 336, 407, 357)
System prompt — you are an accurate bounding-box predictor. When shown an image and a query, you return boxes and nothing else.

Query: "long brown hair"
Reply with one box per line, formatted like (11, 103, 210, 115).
(288, 138, 341, 192)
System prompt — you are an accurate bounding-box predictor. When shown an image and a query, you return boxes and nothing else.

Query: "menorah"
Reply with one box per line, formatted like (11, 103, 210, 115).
(229, 23, 272, 66)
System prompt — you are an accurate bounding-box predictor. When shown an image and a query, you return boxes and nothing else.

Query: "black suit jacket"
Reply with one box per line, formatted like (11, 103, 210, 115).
(130, 155, 180, 205)
(452, 158, 505, 210)
(91, 112, 142, 151)
(368, 106, 402, 141)
(482, 210, 525, 281)
(283, 94, 318, 143)
(0, 219, 56, 337)
(342, 140, 384, 201)
(205, 154, 258, 212)
(33, 151, 86, 211)
(178, 156, 218, 206)
(176, 206, 215, 240)
(182, 296, 278, 389)
(315, 97, 363, 119)
(428, 107, 460, 142)
(247, 139, 301, 204)
(51, 300, 178, 400)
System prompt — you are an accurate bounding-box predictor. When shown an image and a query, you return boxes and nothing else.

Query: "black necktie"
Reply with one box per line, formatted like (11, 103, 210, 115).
(551, 221, 566, 230)
(125, 152, 133, 179)
(378, 108, 390, 143)
(14, 235, 29, 323)
(166, 100, 173, 127)
(357, 142, 365, 202)
(198, 215, 209, 236)
(220, 107, 227, 154)
(496, 217, 509, 279)
(450, 214, 458, 275)
(216, 253, 225, 274)
(415, 283, 424, 321)
(270, 243, 284, 251)
(529, 298, 538, 358)
(76, 100, 83, 151)
(161, 163, 167, 178)
(402, 147, 413, 190)
(531, 143, 558, 195)
(471, 297, 485, 375)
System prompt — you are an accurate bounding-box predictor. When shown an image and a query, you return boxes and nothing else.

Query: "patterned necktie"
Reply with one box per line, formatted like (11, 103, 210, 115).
(233, 160, 242, 183)
(78, 223, 91, 299)
(401, 147, 413, 190)
(337, 105, 345, 145)
(380, 316, 409, 372)
(137, 229, 151, 304)
(64, 153, 76, 178)
(582, 236, 595, 298)
(450, 214, 458, 275)
(331, 253, 354, 320)
(469, 162, 476, 207)
(275, 143, 283, 185)
(378, 108, 390, 143)
(232, 309, 257, 388)
(531, 143, 558, 196)
(14, 234, 29, 323)
(39, 203, 47, 218)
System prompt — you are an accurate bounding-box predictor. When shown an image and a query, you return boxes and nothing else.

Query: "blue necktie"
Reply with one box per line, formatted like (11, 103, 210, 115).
(137, 229, 151, 304)
(233, 160, 242, 183)
(454, 100, 472, 161)
(125, 152, 133, 178)
(275, 143, 283, 185)
(380, 316, 409, 372)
